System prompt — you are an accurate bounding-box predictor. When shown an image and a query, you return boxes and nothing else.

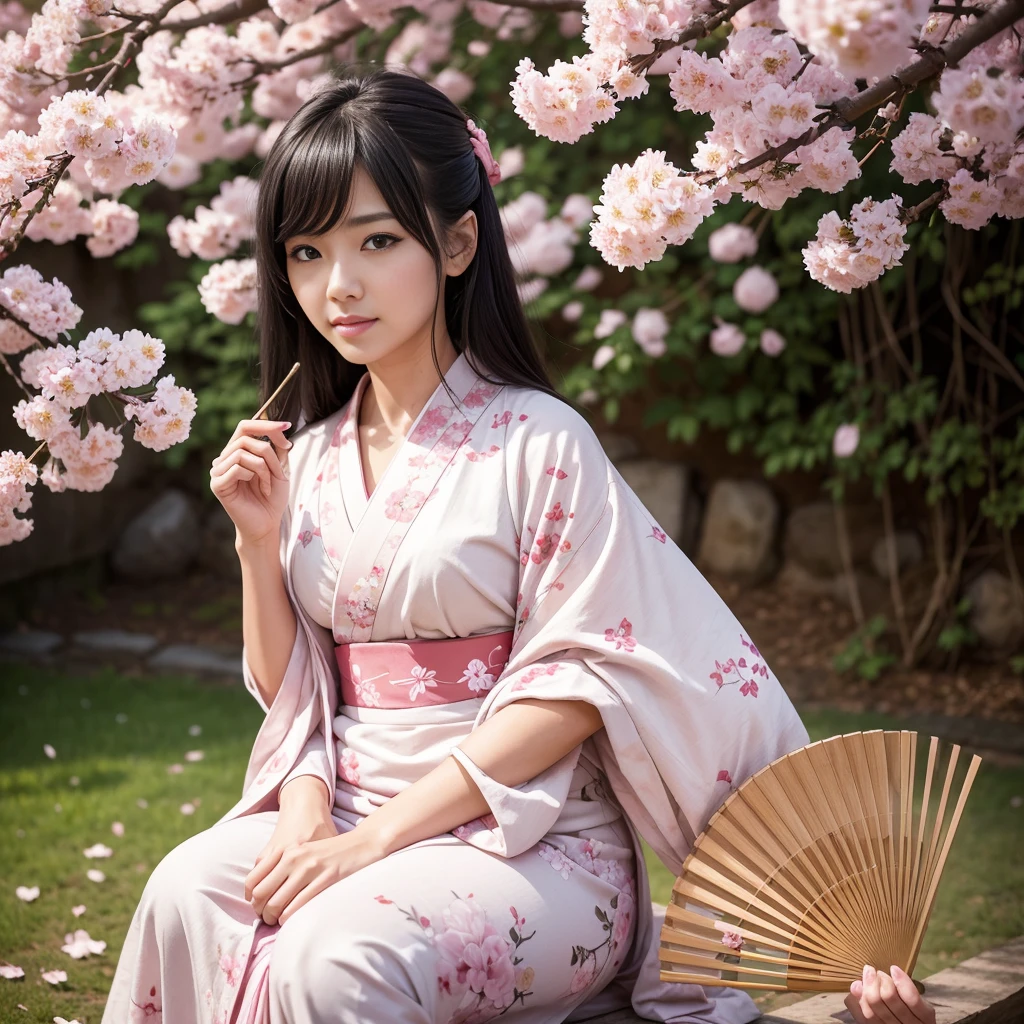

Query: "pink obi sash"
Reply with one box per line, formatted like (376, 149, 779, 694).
(335, 630, 515, 710)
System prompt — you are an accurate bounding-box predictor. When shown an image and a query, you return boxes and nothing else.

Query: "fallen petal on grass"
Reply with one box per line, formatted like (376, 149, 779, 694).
(61, 929, 106, 959)
(0, 962, 25, 979)
(72, 905, 86, 916)
(184, 750, 204, 762)
(43, 744, 56, 759)
(111, 821, 125, 837)
(41, 968, 67, 984)
(86, 869, 105, 883)
(166, 764, 183, 775)
(15, 886, 39, 902)
(180, 802, 195, 816)
(83, 843, 113, 859)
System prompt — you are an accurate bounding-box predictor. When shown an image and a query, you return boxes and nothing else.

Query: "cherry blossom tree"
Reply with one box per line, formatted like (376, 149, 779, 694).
(1, 0, 1022, 556)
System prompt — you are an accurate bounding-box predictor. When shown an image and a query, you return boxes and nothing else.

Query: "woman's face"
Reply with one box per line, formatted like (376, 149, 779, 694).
(284, 164, 477, 371)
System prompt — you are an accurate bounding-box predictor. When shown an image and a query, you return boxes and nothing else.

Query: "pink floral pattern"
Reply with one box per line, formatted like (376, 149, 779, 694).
(338, 748, 360, 785)
(377, 892, 535, 1023)
(510, 662, 560, 692)
(130, 981, 162, 1019)
(343, 565, 384, 628)
(603, 618, 637, 653)
(710, 634, 768, 698)
(383, 484, 428, 522)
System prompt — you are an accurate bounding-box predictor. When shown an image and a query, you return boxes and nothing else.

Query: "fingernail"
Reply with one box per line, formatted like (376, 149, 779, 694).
(283, 439, 293, 449)
(850, 980, 862, 997)
(281, 421, 292, 428)
(865, 965, 876, 982)
(891, 965, 904, 979)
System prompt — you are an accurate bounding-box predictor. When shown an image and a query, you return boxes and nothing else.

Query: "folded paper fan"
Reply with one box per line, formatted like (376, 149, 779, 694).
(659, 730, 981, 993)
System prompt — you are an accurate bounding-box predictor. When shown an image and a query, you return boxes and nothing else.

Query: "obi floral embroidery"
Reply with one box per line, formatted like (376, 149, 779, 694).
(376, 891, 536, 1024)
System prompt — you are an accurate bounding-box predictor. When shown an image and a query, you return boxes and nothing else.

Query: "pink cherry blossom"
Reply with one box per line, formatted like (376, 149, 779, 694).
(759, 329, 786, 357)
(708, 223, 758, 263)
(733, 266, 778, 313)
(709, 320, 745, 357)
(631, 307, 669, 357)
(592, 344, 616, 370)
(833, 423, 860, 458)
(594, 308, 627, 339)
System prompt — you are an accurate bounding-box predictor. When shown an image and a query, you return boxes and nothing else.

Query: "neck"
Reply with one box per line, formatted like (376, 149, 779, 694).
(361, 334, 460, 436)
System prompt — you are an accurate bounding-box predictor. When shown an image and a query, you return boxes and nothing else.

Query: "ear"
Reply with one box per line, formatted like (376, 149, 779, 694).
(445, 210, 478, 278)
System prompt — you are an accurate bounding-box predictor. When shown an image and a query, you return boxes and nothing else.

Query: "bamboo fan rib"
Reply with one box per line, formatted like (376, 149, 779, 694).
(658, 730, 981, 993)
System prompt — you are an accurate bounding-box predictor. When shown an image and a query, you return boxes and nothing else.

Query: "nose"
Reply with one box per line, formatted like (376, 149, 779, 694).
(324, 256, 363, 303)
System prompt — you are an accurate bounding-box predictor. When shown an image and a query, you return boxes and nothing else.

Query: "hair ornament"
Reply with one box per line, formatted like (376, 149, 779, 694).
(466, 118, 502, 187)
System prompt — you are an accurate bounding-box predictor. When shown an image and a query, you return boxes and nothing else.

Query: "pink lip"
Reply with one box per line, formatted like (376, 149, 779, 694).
(332, 318, 377, 336)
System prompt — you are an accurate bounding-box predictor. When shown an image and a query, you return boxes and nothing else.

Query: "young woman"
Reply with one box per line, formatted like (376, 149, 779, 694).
(102, 66, 936, 1024)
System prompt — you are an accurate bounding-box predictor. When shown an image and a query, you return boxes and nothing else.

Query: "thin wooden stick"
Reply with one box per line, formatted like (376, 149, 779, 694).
(252, 361, 300, 421)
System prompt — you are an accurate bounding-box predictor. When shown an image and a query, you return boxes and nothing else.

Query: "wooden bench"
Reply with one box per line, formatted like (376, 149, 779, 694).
(580, 934, 1024, 1024)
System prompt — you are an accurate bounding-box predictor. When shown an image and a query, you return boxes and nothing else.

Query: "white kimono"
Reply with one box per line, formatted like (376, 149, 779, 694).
(101, 350, 809, 1024)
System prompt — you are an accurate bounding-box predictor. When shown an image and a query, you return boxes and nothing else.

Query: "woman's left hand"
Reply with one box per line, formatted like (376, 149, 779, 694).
(845, 964, 936, 1024)
(245, 825, 388, 927)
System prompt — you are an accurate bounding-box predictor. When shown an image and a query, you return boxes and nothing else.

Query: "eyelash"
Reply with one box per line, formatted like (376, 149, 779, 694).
(287, 234, 399, 261)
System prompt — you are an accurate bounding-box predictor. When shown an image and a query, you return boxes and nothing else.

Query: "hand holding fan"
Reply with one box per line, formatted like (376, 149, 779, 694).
(659, 730, 981, 993)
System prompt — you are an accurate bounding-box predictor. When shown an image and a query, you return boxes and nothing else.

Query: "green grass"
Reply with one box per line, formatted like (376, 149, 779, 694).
(0, 668, 1021, 1023)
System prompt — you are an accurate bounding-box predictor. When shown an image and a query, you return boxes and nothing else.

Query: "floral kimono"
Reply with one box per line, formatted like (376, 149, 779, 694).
(101, 349, 809, 1024)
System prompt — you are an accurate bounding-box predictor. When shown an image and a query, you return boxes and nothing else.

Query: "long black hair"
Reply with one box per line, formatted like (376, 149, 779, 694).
(253, 63, 566, 426)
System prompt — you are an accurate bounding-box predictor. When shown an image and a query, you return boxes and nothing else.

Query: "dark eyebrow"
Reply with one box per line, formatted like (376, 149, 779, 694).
(343, 211, 398, 227)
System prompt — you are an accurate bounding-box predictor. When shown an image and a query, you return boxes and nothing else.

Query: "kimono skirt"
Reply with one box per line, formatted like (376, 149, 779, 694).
(100, 544, 639, 1024)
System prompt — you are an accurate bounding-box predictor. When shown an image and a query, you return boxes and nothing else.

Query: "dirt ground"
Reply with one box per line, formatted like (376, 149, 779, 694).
(21, 564, 1024, 724)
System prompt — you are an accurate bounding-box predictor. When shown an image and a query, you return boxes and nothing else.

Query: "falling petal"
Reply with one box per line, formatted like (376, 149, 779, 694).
(15, 886, 39, 902)
(188, 724, 202, 736)
(184, 750, 204, 762)
(111, 822, 124, 837)
(43, 744, 57, 759)
(180, 802, 195, 816)
(86, 869, 105, 883)
(83, 843, 113, 859)
(72, 905, 86, 917)
(41, 969, 67, 984)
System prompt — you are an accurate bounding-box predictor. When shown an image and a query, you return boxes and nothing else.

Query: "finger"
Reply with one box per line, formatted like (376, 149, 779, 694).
(228, 451, 273, 495)
(262, 872, 311, 927)
(862, 967, 901, 1024)
(231, 419, 292, 449)
(845, 992, 869, 1024)
(877, 970, 913, 1024)
(215, 436, 288, 480)
(245, 848, 282, 902)
(888, 966, 934, 1024)
(276, 876, 330, 927)
(216, 464, 256, 491)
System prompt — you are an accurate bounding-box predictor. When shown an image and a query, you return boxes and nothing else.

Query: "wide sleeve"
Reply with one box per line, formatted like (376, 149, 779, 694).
(467, 392, 809, 876)
(216, 414, 342, 823)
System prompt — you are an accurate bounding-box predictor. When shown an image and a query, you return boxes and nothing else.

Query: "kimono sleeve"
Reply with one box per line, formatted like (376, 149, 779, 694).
(279, 731, 334, 798)
(469, 392, 809, 874)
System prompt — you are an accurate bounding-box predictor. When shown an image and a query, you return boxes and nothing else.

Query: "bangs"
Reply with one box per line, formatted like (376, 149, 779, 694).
(270, 108, 433, 250)
(273, 115, 359, 244)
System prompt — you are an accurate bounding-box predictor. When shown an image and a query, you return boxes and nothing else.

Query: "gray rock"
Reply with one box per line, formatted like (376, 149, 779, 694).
(598, 432, 640, 464)
(615, 460, 702, 556)
(963, 570, 1024, 649)
(72, 629, 159, 655)
(0, 629, 63, 655)
(870, 530, 923, 579)
(696, 479, 779, 581)
(111, 489, 201, 580)
(198, 503, 242, 582)
(783, 501, 882, 579)
(148, 644, 242, 677)
(777, 560, 889, 615)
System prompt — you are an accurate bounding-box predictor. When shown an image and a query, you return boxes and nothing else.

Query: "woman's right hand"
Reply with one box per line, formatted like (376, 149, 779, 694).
(210, 418, 293, 547)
